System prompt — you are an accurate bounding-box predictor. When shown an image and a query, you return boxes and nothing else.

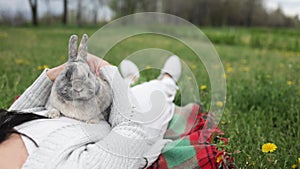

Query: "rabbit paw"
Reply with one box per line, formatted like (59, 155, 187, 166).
(47, 109, 61, 119)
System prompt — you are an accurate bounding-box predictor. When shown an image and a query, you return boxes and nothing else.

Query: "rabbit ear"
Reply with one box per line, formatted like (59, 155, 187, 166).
(68, 35, 78, 62)
(78, 34, 88, 62)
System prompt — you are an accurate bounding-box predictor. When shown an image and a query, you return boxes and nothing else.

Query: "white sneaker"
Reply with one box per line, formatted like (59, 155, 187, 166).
(120, 60, 140, 85)
(158, 55, 182, 82)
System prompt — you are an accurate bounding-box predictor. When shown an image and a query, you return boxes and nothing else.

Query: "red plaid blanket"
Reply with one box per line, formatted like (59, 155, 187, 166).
(148, 103, 236, 169)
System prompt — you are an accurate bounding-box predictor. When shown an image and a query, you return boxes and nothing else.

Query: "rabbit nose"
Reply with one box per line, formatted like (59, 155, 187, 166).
(73, 83, 83, 92)
(73, 87, 83, 93)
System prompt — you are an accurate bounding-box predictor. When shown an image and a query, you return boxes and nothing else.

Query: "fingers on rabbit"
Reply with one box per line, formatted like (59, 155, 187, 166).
(69, 35, 78, 62)
(78, 34, 88, 61)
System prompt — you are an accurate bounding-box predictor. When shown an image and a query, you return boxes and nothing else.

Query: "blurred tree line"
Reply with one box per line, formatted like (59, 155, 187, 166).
(0, 0, 109, 26)
(111, 0, 300, 27)
(0, 0, 299, 27)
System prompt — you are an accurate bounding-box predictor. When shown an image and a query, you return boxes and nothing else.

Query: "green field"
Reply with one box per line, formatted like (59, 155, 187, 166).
(0, 26, 299, 168)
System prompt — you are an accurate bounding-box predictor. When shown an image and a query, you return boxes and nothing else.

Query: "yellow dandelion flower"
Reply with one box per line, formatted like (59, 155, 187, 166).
(220, 121, 226, 125)
(43, 65, 49, 69)
(216, 155, 222, 163)
(226, 66, 233, 73)
(145, 65, 151, 69)
(216, 101, 223, 107)
(242, 67, 250, 72)
(298, 157, 300, 164)
(292, 164, 297, 169)
(200, 85, 207, 90)
(191, 64, 197, 70)
(15, 59, 24, 65)
(279, 63, 285, 68)
(37, 65, 43, 71)
(287, 81, 293, 86)
(262, 143, 277, 153)
(15, 59, 29, 65)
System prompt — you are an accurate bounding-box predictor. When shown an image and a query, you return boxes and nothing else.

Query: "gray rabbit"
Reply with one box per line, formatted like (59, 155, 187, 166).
(45, 34, 112, 124)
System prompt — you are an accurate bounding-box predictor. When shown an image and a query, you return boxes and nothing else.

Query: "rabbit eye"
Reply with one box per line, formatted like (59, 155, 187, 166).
(65, 70, 72, 79)
(66, 72, 71, 79)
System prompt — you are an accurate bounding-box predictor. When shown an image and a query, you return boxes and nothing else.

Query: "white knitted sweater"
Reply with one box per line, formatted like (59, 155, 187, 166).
(9, 66, 168, 169)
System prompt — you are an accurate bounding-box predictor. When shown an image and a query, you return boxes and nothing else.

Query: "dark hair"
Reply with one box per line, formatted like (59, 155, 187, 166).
(0, 109, 47, 146)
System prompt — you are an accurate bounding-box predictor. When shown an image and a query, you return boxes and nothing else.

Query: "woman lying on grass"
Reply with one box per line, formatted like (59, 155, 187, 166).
(0, 34, 182, 169)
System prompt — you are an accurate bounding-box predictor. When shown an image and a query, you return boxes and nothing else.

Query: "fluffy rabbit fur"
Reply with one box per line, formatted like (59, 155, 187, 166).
(45, 34, 112, 124)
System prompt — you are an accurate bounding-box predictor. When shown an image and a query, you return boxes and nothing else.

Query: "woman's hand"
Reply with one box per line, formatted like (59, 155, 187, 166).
(87, 53, 111, 76)
(46, 64, 65, 81)
(46, 53, 110, 81)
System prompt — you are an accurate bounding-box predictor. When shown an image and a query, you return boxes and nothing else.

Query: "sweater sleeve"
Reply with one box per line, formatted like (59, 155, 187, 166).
(21, 123, 151, 169)
(99, 66, 142, 127)
(83, 122, 151, 169)
(8, 69, 53, 111)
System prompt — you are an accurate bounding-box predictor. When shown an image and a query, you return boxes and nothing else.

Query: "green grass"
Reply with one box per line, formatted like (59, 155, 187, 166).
(0, 25, 299, 168)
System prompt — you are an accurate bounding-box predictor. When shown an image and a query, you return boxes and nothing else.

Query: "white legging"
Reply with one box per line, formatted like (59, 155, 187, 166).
(130, 77, 178, 132)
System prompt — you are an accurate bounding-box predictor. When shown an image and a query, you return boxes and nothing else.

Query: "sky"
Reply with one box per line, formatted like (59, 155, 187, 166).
(264, 0, 300, 19)
(0, 0, 299, 20)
